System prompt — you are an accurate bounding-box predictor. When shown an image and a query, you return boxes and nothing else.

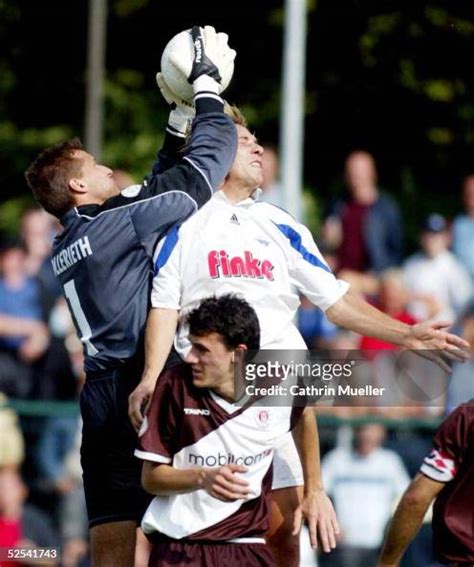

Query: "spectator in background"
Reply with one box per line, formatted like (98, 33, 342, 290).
(21, 208, 61, 306)
(320, 424, 410, 567)
(34, 302, 82, 496)
(58, 422, 90, 567)
(0, 394, 25, 471)
(403, 214, 472, 322)
(298, 295, 339, 349)
(260, 144, 284, 208)
(21, 209, 54, 276)
(0, 239, 49, 398)
(322, 151, 402, 294)
(452, 174, 474, 280)
(0, 468, 59, 565)
(359, 269, 417, 357)
(445, 303, 474, 413)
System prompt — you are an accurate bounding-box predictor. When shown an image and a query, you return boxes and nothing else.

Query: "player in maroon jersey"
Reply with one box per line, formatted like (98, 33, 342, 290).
(379, 400, 474, 566)
(135, 294, 339, 566)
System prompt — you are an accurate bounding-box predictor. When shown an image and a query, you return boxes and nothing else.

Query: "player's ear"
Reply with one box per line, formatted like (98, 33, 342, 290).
(233, 345, 247, 363)
(69, 178, 87, 195)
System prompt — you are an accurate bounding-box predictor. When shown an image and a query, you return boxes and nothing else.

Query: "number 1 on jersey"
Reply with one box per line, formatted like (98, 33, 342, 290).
(64, 279, 99, 356)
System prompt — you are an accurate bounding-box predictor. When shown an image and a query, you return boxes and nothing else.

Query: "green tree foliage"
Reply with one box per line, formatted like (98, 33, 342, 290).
(306, 1, 474, 247)
(1, 0, 473, 245)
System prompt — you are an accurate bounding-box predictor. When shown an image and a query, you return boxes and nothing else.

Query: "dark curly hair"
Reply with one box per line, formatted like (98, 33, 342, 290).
(187, 294, 260, 351)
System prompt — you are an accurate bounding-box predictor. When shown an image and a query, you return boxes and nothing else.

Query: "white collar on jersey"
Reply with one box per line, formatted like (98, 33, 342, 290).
(209, 389, 240, 414)
(214, 188, 263, 208)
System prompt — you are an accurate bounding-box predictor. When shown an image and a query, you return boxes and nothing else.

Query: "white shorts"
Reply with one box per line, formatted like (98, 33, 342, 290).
(272, 431, 304, 490)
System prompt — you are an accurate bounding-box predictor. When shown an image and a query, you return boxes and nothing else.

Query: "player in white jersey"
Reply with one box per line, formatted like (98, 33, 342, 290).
(150, 189, 349, 354)
(130, 107, 469, 565)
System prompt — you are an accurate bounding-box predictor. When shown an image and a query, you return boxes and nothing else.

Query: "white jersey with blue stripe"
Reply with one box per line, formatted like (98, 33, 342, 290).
(151, 190, 350, 357)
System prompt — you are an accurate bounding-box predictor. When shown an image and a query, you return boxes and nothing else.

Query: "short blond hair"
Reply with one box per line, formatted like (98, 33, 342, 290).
(185, 103, 248, 140)
(224, 103, 247, 127)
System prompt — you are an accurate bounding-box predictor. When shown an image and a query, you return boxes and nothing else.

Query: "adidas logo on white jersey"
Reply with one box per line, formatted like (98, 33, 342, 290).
(230, 213, 239, 225)
(184, 408, 211, 416)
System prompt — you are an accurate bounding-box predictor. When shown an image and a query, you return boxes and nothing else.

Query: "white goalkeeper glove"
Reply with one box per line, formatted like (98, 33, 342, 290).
(156, 72, 195, 136)
(170, 25, 236, 96)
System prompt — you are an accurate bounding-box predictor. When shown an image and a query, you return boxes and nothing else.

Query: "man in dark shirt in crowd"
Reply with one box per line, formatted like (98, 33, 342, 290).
(323, 151, 402, 294)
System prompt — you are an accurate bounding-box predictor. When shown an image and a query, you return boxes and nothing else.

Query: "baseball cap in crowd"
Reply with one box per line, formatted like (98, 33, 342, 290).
(421, 213, 447, 233)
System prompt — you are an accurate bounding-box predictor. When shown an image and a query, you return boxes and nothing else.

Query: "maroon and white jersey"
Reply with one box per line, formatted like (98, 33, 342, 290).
(420, 400, 474, 563)
(135, 365, 303, 540)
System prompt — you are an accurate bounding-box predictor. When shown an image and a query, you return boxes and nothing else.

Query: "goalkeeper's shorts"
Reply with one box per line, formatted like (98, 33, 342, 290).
(80, 358, 152, 528)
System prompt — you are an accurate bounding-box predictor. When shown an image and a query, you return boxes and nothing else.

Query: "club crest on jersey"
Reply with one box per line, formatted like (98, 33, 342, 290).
(208, 250, 274, 281)
(256, 410, 270, 428)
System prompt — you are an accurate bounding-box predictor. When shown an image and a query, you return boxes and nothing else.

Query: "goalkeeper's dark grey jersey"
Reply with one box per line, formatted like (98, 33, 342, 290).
(52, 102, 236, 372)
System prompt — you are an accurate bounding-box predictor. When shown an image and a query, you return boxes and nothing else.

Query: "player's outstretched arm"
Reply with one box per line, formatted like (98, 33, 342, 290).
(326, 290, 470, 371)
(378, 474, 443, 567)
(128, 307, 178, 431)
(149, 73, 195, 176)
(291, 408, 339, 553)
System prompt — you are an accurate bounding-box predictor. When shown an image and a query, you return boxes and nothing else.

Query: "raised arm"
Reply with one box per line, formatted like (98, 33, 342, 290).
(150, 73, 194, 175)
(100, 27, 238, 243)
(326, 289, 470, 369)
(378, 474, 443, 567)
(141, 26, 238, 207)
(274, 209, 469, 368)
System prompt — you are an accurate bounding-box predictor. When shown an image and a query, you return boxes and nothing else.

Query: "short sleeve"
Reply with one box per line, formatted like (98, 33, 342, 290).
(420, 404, 471, 483)
(273, 219, 350, 311)
(135, 370, 182, 464)
(151, 226, 182, 310)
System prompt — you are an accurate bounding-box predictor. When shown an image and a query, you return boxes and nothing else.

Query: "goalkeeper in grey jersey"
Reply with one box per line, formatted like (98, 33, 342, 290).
(25, 26, 237, 567)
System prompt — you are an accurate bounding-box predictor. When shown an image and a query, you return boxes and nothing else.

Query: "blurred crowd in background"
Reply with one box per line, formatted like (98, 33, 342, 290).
(0, 150, 473, 567)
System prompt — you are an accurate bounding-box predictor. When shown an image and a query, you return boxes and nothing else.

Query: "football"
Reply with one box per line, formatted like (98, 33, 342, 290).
(160, 28, 234, 103)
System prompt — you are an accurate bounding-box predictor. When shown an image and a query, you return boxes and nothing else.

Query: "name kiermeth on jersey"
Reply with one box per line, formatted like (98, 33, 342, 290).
(51, 236, 93, 276)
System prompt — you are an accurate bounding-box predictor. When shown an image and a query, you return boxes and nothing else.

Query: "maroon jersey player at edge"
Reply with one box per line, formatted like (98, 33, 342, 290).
(379, 400, 474, 567)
